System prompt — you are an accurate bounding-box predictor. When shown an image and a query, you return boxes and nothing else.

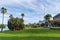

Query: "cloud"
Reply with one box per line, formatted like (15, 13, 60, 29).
(0, 0, 60, 24)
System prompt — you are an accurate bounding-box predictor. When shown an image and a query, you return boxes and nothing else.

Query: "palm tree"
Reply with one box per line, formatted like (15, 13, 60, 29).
(1, 7, 7, 32)
(21, 13, 24, 19)
(44, 14, 52, 21)
(21, 13, 24, 29)
(44, 14, 52, 27)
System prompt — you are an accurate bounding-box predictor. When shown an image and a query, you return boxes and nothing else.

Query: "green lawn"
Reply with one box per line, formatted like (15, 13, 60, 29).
(0, 28, 60, 40)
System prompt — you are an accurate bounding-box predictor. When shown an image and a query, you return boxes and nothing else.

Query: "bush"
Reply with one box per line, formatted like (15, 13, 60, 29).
(7, 15, 24, 31)
(0, 24, 5, 28)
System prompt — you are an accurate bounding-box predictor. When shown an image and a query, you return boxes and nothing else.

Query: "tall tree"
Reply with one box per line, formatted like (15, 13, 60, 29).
(21, 13, 24, 28)
(44, 14, 52, 27)
(1, 7, 7, 32)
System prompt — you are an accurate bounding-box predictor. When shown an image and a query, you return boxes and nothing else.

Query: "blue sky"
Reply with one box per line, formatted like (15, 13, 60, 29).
(0, 0, 60, 24)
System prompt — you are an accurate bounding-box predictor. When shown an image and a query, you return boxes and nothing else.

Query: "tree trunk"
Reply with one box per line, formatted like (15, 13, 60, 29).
(1, 28, 3, 32)
(1, 14, 4, 32)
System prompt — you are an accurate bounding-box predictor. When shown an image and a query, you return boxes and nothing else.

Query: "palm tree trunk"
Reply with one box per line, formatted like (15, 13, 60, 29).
(22, 16, 23, 19)
(1, 14, 4, 32)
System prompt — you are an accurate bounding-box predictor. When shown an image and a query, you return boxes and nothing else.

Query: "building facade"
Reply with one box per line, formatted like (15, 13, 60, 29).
(53, 13, 60, 22)
(53, 13, 60, 27)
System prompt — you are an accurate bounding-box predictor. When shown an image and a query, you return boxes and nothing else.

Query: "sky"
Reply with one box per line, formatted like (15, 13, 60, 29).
(0, 0, 60, 24)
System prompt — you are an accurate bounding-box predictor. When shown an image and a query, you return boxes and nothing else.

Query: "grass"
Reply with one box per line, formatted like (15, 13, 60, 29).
(0, 28, 60, 40)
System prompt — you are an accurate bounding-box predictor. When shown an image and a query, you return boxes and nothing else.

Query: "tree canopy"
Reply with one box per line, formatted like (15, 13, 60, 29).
(44, 14, 52, 21)
(7, 14, 24, 31)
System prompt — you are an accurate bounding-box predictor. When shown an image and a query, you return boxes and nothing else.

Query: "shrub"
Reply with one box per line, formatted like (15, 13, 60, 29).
(0, 24, 5, 28)
(7, 15, 24, 31)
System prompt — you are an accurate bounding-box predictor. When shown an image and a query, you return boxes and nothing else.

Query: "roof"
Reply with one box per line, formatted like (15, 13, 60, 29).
(53, 13, 60, 18)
